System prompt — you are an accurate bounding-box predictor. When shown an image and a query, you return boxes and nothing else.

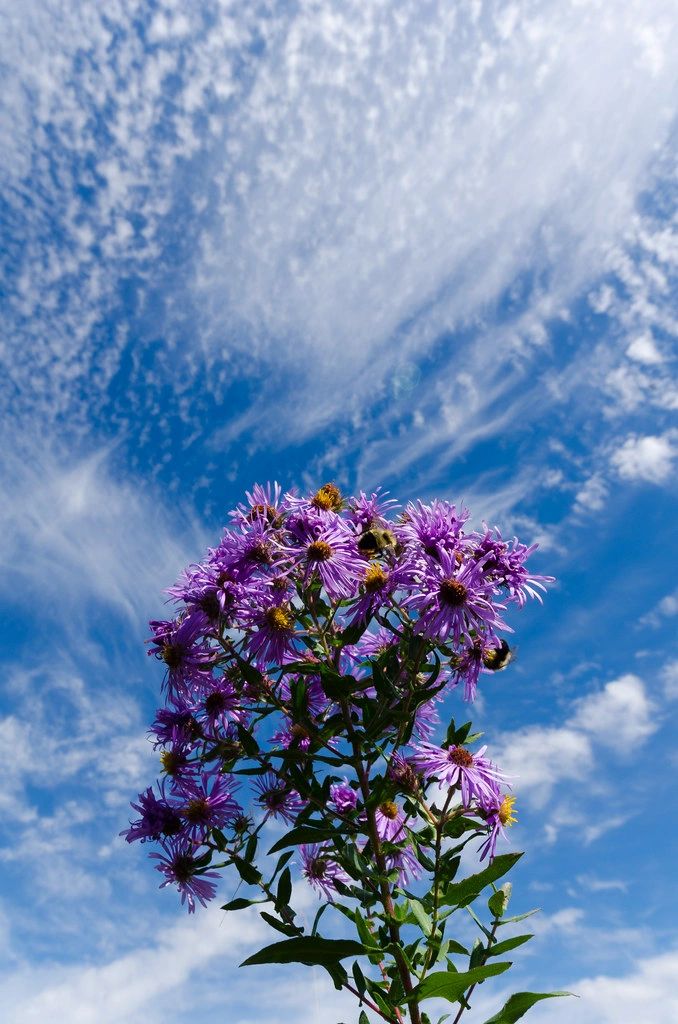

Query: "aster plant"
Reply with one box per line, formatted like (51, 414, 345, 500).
(124, 482, 569, 1023)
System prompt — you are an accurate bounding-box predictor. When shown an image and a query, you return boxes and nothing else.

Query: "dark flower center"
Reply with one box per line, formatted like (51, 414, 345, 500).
(265, 606, 294, 632)
(312, 483, 342, 511)
(185, 797, 211, 825)
(160, 810, 183, 837)
(364, 564, 388, 592)
(264, 788, 286, 809)
(307, 540, 333, 562)
(171, 853, 195, 884)
(439, 578, 468, 607)
(161, 749, 186, 776)
(249, 540, 272, 564)
(198, 592, 221, 620)
(310, 857, 328, 879)
(161, 643, 183, 669)
(205, 691, 228, 717)
(379, 800, 399, 820)
(447, 746, 474, 767)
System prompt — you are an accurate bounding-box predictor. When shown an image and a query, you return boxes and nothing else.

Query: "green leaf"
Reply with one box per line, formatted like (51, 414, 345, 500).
(481, 991, 573, 1023)
(236, 722, 260, 756)
(259, 911, 302, 937)
(498, 909, 540, 926)
(267, 825, 336, 855)
(359, 1012, 370, 1024)
(275, 867, 292, 910)
(440, 854, 523, 908)
(221, 897, 266, 912)
(412, 963, 512, 1003)
(232, 855, 262, 886)
(408, 898, 433, 936)
(486, 935, 533, 958)
(241, 937, 368, 969)
(488, 883, 511, 919)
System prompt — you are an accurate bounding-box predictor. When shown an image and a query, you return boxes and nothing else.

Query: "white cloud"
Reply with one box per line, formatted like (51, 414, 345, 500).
(494, 673, 657, 808)
(610, 433, 677, 484)
(0, 447, 206, 624)
(569, 674, 656, 747)
(661, 659, 678, 700)
(529, 949, 678, 1024)
(626, 333, 664, 365)
(574, 473, 609, 513)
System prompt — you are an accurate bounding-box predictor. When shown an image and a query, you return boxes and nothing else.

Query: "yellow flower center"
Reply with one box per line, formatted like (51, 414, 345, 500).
(378, 800, 399, 820)
(498, 794, 517, 827)
(265, 606, 294, 632)
(364, 564, 388, 592)
(312, 483, 343, 511)
(307, 540, 333, 562)
(447, 746, 474, 767)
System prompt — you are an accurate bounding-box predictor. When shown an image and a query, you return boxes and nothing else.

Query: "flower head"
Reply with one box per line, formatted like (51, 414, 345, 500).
(300, 844, 350, 901)
(151, 838, 220, 913)
(411, 742, 507, 808)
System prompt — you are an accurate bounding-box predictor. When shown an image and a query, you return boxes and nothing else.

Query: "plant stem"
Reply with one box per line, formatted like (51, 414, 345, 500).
(340, 698, 422, 1024)
(450, 916, 500, 1024)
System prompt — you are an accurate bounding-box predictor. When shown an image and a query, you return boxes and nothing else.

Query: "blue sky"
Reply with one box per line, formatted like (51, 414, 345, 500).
(0, 1, 676, 1021)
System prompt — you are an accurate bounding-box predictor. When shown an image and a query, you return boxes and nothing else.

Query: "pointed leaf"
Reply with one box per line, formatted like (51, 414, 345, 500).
(440, 854, 522, 908)
(481, 991, 573, 1023)
(412, 962, 512, 1003)
(240, 937, 368, 968)
(486, 935, 533, 958)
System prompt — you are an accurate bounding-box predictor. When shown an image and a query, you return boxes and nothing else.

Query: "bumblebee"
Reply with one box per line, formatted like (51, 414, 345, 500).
(482, 640, 513, 672)
(357, 527, 400, 556)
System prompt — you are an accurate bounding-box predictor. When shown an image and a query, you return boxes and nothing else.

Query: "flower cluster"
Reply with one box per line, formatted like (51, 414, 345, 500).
(124, 483, 552, 916)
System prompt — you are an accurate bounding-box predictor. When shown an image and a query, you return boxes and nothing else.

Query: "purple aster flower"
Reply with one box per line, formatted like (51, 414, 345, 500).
(405, 549, 508, 646)
(151, 838, 220, 913)
(230, 481, 283, 526)
(386, 844, 425, 888)
(242, 602, 299, 668)
(121, 784, 183, 844)
(470, 527, 555, 607)
(411, 742, 507, 808)
(398, 499, 469, 562)
(478, 794, 518, 862)
(174, 774, 242, 841)
(451, 638, 512, 702)
(158, 743, 198, 782)
(289, 520, 365, 600)
(387, 753, 421, 794)
(254, 773, 305, 825)
(348, 488, 399, 531)
(215, 517, 285, 580)
(300, 843, 350, 901)
(330, 779, 358, 814)
(150, 705, 204, 748)
(350, 625, 400, 662)
(198, 678, 245, 734)
(374, 800, 407, 842)
(349, 561, 407, 624)
(148, 615, 214, 696)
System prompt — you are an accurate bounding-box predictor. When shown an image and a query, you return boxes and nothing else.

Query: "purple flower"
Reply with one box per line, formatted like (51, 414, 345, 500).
(199, 679, 245, 734)
(284, 516, 364, 599)
(242, 602, 299, 668)
(405, 549, 508, 646)
(386, 844, 424, 888)
(478, 794, 518, 862)
(387, 753, 421, 794)
(350, 626, 400, 662)
(300, 844, 350, 901)
(411, 742, 507, 808)
(174, 774, 242, 840)
(374, 800, 407, 842)
(330, 779, 358, 814)
(398, 499, 469, 561)
(348, 488, 399, 531)
(349, 562, 407, 624)
(151, 838, 220, 913)
(121, 784, 183, 844)
(254, 773, 304, 825)
(230, 481, 283, 526)
(470, 527, 555, 607)
(148, 615, 214, 695)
